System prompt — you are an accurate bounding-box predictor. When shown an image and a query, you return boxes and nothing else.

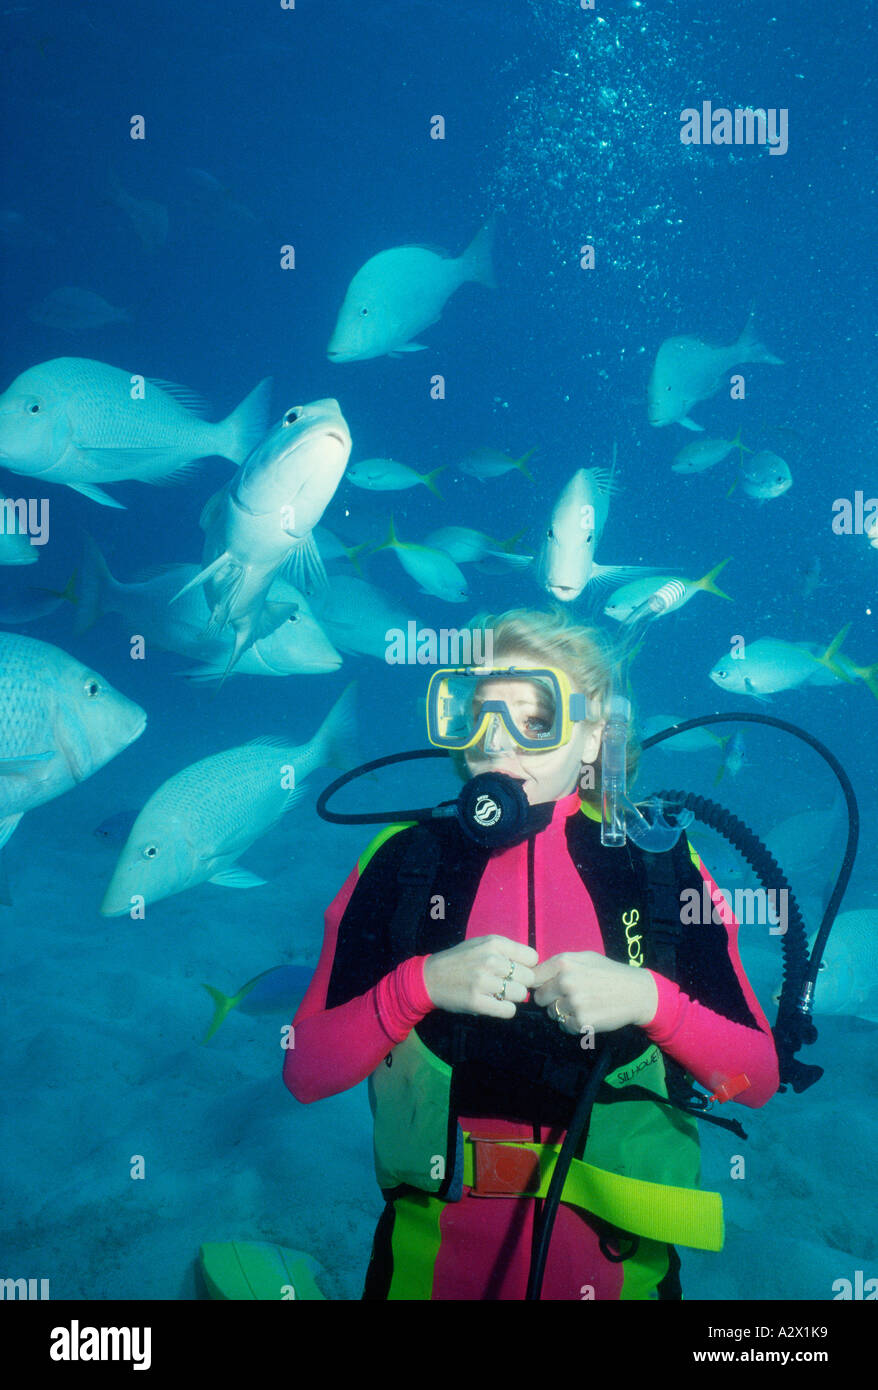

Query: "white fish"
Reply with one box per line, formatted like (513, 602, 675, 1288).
(734, 450, 792, 501)
(327, 223, 496, 362)
(604, 560, 731, 622)
(373, 517, 468, 602)
(671, 431, 746, 474)
(648, 316, 783, 431)
(709, 629, 850, 700)
(764, 805, 846, 887)
(28, 287, 130, 333)
(536, 463, 638, 602)
(424, 526, 532, 568)
(76, 539, 341, 678)
(773, 911, 878, 1021)
(348, 457, 445, 496)
(310, 573, 422, 660)
(100, 686, 356, 915)
(0, 357, 272, 508)
(460, 446, 536, 481)
(0, 632, 146, 849)
(175, 400, 352, 672)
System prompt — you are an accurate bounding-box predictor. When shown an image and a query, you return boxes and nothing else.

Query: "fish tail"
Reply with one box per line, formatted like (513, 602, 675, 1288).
(730, 426, 753, 460)
(218, 377, 274, 465)
(75, 536, 114, 634)
(737, 314, 784, 366)
(853, 661, 878, 702)
(817, 624, 855, 682)
(314, 682, 358, 772)
(343, 541, 370, 574)
(500, 527, 528, 552)
(171, 552, 231, 605)
(514, 447, 537, 481)
(423, 467, 445, 499)
(698, 558, 733, 601)
(461, 218, 497, 289)
(201, 984, 241, 1043)
(373, 515, 399, 554)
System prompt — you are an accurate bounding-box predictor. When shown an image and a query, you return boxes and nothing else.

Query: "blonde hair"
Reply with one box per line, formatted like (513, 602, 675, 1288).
(449, 606, 640, 806)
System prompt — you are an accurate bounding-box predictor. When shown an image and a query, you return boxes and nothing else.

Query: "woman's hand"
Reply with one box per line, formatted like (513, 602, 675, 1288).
(423, 935, 538, 1018)
(531, 952, 658, 1039)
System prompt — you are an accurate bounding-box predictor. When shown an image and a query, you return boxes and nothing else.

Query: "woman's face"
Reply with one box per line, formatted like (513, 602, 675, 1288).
(462, 653, 604, 805)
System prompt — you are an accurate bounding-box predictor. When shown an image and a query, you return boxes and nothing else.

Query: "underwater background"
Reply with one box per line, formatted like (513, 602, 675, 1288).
(1, 0, 876, 1301)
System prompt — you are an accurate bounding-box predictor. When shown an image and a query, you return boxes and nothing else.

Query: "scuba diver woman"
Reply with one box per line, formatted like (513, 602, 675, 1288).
(282, 608, 780, 1300)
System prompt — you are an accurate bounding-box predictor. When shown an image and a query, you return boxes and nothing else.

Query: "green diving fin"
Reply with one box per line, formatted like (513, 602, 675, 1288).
(199, 1241, 327, 1300)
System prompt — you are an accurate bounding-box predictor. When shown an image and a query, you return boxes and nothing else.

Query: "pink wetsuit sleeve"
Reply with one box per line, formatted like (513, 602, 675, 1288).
(282, 863, 435, 1104)
(641, 862, 779, 1107)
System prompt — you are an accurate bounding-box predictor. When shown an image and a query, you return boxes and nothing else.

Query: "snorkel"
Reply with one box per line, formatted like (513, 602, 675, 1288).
(599, 630, 694, 851)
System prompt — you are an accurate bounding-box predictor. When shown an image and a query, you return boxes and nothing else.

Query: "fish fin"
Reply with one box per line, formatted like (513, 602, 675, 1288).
(814, 626, 856, 683)
(737, 315, 784, 366)
(514, 447, 537, 481)
(697, 558, 733, 600)
(389, 342, 429, 354)
(679, 417, 705, 433)
(0, 813, 24, 849)
(713, 764, 726, 787)
(460, 218, 497, 289)
(216, 377, 273, 465)
(588, 563, 663, 590)
(140, 459, 206, 487)
(200, 984, 239, 1043)
(744, 679, 771, 703)
(208, 867, 268, 888)
(75, 535, 114, 634)
(144, 379, 212, 415)
(730, 426, 753, 460)
(170, 552, 232, 605)
(371, 516, 399, 555)
(313, 682, 359, 772)
(282, 534, 328, 596)
(726, 476, 739, 499)
(852, 662, 878, 702)
(422, 466, 445, 498)
(67, 481, 127, 509)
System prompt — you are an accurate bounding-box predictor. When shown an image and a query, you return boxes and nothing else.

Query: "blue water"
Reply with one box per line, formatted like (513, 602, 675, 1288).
(1, 0, 875, 1304)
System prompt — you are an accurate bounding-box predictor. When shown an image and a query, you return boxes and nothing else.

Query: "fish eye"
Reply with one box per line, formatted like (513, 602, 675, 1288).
(26, 399, 41, 414)
(142, 844, 159, 860)
(359, 307, 369, 316)
(286, 613, 300, 624)
(715, 670, 728, 681)
(83, 678, 101, 697)
(283, 409, 300, 426)
(547, 527, 555, 540)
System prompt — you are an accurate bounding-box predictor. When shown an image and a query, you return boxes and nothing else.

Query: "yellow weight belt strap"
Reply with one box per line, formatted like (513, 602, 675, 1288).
(462, 1134, 724, 1251)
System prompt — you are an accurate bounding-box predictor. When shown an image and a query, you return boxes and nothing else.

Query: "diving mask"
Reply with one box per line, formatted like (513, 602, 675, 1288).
(425, 666, 598, 753)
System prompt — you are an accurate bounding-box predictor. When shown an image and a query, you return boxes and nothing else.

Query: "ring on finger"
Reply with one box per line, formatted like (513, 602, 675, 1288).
(503, 960, 516, 982)
(552, 999, 568, 1025)
(493, 978, 509, 1002)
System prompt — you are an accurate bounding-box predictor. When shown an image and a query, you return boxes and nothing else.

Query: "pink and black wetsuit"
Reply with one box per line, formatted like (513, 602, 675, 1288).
(283, 791, 779, 1300)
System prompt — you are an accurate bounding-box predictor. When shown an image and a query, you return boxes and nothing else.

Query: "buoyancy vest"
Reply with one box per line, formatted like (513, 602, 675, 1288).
(327, 800, 757, 1253)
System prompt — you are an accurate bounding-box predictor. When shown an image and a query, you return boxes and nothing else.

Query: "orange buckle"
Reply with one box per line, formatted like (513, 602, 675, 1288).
(709, 1073, 751, 1103)
(470, 1137, 542, 1198)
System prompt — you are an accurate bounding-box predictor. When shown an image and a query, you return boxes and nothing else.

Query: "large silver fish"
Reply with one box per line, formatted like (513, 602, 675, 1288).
(328, 224, 495, 362)
(0, 632, 146, 850)
(174, 400, 352, 673)
(0, 357, 272, 508)
(100, 685, 356, 915)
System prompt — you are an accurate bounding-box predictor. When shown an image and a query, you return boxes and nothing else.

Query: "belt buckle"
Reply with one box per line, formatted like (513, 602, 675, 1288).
(470, 1136, 541, 1198)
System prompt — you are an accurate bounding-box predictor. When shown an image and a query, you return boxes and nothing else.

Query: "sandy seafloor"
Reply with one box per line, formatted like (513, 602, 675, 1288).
(2, 707, 876, 1304)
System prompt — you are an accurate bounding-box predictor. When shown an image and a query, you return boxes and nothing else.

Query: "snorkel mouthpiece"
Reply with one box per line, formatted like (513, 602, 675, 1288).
(446, 771, 553, 849)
